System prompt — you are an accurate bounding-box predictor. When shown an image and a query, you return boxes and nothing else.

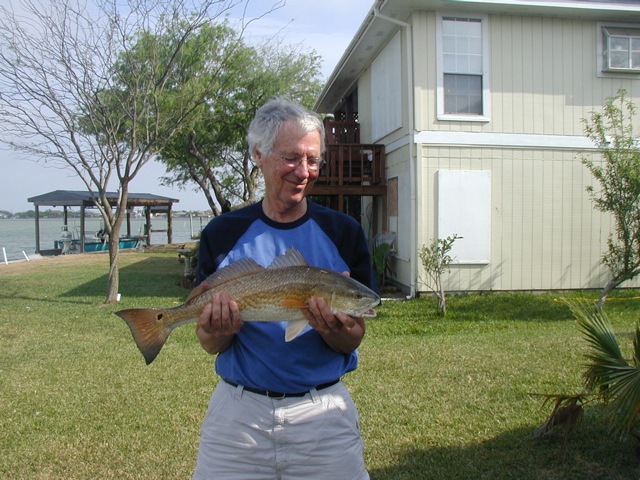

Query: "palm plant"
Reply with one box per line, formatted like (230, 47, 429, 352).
(565, 299, 640, 439)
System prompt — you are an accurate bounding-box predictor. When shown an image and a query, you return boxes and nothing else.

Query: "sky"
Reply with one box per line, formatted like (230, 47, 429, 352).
(0, 0, 373, 214)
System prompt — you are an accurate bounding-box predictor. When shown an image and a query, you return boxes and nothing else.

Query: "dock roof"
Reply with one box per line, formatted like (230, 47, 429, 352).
(28, 190, 179, 208)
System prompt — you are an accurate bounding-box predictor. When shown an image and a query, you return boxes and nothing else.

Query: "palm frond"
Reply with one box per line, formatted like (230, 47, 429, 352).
(604, 366, 640, 437)
(563, 298, 640, 437)
(531, 393, 588, 440)
(633, 324, 640, 367)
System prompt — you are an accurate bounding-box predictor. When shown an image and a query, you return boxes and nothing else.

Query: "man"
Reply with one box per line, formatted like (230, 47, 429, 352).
(192, 98, 376, 479)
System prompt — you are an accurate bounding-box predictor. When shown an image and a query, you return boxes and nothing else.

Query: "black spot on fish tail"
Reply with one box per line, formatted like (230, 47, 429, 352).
(115, 308, 171, 365)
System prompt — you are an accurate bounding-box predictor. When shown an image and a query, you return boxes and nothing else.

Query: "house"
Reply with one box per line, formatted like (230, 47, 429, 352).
(314, 0, 640, 297)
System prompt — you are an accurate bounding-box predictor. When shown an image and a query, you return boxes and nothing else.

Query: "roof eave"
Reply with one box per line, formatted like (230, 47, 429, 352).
(314, 0, 640, 114)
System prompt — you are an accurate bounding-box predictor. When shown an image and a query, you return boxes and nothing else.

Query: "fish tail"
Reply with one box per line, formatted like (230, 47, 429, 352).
(115, 308, 172, 365)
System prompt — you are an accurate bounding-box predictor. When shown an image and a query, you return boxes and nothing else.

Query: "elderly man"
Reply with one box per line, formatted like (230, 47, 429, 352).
(192, 98, 376, 480)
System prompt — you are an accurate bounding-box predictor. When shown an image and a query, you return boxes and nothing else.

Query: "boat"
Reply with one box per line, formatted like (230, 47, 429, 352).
(55, 227, 141, 253)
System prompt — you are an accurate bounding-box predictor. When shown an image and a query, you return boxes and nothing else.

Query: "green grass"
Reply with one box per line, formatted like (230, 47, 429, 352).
(2, 252, 640, 479)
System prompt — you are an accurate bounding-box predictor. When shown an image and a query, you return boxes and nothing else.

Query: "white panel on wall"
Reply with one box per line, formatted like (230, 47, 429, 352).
(371, 31, 402, 141)
(437, 170, 491, 264)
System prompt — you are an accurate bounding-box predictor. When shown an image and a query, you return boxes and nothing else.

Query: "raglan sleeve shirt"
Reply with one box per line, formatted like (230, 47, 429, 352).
(195, 200, 378, 393)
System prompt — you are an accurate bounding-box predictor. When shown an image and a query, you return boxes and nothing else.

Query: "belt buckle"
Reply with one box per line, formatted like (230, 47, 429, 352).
(267, 390, 287, 400)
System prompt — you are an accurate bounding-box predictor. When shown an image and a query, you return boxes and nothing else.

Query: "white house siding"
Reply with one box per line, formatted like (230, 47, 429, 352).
(488, 14, 640, 136)
(413, 11, 640, 134)
(345, 7, 640, 294)
(397, 10, 640, 293)
(416, 145, 640, 292)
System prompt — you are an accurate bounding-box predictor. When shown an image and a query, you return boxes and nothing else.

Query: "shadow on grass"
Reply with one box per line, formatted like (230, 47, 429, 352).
(61, 257, 187, 299)
(368, 423, 640, 480)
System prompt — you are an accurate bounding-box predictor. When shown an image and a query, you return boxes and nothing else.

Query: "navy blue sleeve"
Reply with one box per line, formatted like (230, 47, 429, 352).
(196, 203, 261, 284)
(308, 202, 379, 294)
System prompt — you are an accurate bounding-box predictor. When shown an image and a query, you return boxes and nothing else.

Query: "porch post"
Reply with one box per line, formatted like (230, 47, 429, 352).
(34, 205, 41, 253)
(167, 204, 173, 244)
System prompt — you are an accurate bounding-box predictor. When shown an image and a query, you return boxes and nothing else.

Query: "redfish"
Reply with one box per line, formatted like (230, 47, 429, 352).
(116, 248, 379, 364)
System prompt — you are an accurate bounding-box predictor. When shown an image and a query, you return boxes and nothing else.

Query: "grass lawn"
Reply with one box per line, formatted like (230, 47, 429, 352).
(1, 250, 640, 479)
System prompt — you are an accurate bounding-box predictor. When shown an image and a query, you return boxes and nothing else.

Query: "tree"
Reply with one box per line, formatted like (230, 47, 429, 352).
(581, 89, 640, 308)
(418, 234, 460, 315)
(0, 0, 280, 303)
(157, 37, 323, 214)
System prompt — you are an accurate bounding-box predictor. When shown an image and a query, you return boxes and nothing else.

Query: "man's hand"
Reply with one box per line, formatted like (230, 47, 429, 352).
(196, 292, 242, 355)
(305, 296, 366, 354)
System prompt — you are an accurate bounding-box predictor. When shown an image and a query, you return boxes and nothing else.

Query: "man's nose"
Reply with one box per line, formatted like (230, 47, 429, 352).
(293, 160, 311, 178)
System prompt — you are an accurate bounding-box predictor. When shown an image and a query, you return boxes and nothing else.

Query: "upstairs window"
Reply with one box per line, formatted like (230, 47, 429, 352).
(437, 13, 489, 121)
(443, 17, 482, 114)
(602, 26, 640, 72)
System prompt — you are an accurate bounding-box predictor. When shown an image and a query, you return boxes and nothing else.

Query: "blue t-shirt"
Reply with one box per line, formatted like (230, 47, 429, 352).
(197, 200, 377, 393)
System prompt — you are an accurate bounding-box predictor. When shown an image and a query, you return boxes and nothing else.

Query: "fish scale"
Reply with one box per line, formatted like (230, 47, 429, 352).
(116, 248, 380, 364)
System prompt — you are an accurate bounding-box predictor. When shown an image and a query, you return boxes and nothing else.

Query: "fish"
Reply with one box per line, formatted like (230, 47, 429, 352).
(115, 247, 380, 364)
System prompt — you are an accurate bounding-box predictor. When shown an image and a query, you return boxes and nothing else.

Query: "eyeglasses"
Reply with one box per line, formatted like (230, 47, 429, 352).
(274, 152, 325, 171)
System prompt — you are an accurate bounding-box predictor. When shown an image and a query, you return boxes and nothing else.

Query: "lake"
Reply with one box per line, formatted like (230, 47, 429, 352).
(0, 216, 211, 262)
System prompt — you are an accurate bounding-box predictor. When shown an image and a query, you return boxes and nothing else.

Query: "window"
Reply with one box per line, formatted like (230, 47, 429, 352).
(602, 26, 640, 72)
(597, 23, 640, 78)
(437, 14, 489, 121)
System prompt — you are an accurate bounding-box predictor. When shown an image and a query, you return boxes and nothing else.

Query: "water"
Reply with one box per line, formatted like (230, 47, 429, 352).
(0, 216, 211, 262)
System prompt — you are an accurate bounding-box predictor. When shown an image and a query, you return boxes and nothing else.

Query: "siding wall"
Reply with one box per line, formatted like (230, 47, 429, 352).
(417, 146, 638, 291)
(414, 11, 640, 133)
(363, 8, 640, 292)
(415, 11, 640, 292)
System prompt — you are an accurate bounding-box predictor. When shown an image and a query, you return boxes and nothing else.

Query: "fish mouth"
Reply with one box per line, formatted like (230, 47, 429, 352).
(338, 306, 377, 318)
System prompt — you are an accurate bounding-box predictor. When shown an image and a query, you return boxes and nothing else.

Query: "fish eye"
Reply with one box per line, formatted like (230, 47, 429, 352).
(354, 293, 363, 299)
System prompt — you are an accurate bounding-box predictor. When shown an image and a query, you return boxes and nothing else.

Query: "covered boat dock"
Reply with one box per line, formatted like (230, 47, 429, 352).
(28, 190, 179, 254)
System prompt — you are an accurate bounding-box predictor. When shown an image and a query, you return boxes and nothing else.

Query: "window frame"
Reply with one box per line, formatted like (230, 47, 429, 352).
(436, 12, 490, 122)
(597, 22, 640, 79)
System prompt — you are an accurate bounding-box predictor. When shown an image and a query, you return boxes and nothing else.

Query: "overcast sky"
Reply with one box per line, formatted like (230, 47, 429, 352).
(0, 0, 373, 213)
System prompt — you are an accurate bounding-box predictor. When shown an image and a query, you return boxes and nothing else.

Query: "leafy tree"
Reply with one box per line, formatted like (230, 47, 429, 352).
(157, 36, 324, 214)
(581, 89, 640, 308)
(0, 0, 280, 303)
(418, 234, 460, 315)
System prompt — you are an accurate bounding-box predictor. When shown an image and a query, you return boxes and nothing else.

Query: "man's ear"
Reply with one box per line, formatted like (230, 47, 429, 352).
(254, 149, 264, 168)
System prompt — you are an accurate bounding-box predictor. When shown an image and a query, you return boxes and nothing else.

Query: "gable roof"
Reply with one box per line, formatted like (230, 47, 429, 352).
(315, 0, 640, 113)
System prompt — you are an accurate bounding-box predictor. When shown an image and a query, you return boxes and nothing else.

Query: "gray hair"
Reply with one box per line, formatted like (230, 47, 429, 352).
(247, 98, 325, 159)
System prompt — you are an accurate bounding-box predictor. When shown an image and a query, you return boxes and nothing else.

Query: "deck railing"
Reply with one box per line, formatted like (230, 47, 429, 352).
(324, 119, 360, 144)
(316, 144, 385, 187)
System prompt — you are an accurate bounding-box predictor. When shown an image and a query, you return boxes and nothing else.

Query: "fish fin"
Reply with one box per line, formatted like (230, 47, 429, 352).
(285, 320, 309, 342)
(186, 258, 265, 303)
(115, 309, 172, 365)
(268, 247, 308, 269)
(184, 283, 213, 303)
(279, 299, 308, 309)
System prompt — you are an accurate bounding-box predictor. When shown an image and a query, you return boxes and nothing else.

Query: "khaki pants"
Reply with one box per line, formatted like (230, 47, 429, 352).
(193, 380, 369, 480)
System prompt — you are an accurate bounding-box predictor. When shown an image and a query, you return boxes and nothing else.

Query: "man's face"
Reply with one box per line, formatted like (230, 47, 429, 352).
(256, 121, 322, 212)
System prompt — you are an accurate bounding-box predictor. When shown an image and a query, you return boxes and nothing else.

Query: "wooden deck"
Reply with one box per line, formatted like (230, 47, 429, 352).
(314, 119, 386, 196)
(311, 119, 386, 227)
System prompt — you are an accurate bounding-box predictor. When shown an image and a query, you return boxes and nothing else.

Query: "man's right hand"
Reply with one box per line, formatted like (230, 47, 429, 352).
(196, 292, 242, 355)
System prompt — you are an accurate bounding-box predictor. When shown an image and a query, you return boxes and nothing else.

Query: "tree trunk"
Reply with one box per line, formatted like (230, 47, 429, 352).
(439, 284, 447, 316)
(597, 277, 625, 309)
(105, 240, 120, 304)
(103, 196, 127, 304)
